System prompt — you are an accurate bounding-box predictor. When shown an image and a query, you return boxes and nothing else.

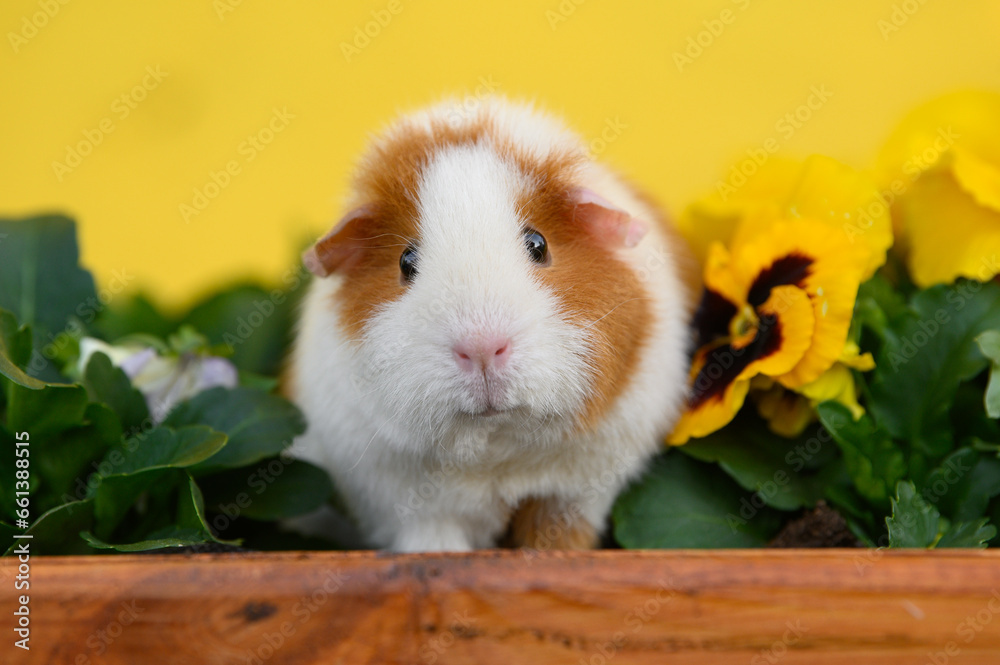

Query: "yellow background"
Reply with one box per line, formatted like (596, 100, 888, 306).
(3, 0, 999, 307)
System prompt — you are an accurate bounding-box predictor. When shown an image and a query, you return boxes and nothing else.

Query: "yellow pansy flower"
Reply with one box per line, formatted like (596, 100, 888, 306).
(877, 91, 1000, 287)
(752, 342, 875, 438)
(677, 155, 893, 280)
(667, 219, 869, 444)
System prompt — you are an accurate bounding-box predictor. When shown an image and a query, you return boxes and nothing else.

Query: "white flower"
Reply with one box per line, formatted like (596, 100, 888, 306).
(78, 337, 238, 424)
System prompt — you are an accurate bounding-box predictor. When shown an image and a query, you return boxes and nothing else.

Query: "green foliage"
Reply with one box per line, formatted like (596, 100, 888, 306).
(163, 387, 306, 474)
(679, 412, 832, 511)
(0, 216, 96, 382)
(868, 282, 1000, 458)
(82, 352, 150, 432)
(976, 331, 1000, 418)
(613, 452, 784, 548)
(817, 402, 905, 510)
(886, 481, 996, 548)
(2, 214, 997, 553)
(0, 216, 336, 555)
(614, 276, 1000, 550)
(0, 309, 49, 390)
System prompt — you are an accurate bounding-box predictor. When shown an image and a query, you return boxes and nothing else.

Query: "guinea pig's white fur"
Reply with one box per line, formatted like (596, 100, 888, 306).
(287, 97, 691, 551)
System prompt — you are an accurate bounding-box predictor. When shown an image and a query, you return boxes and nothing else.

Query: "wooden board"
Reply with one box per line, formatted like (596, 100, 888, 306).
(3, 549, 1000, 664)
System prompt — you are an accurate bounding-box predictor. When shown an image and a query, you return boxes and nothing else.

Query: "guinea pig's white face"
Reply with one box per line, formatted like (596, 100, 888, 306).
(354, 144, 592, 457)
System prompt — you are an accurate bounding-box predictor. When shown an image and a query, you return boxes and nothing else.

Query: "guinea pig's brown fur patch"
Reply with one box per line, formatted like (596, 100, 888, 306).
(513, 158, 653, 430)
(329, 109, 655, 430)
(331, 117, 491, 339)
(502, 496, 599, 550)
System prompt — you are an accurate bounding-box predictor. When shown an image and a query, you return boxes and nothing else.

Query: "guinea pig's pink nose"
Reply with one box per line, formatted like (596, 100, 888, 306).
(453, 336, 511, 373)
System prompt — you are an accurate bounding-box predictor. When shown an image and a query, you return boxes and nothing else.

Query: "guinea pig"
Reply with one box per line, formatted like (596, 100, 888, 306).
(286, 97, 694, 552)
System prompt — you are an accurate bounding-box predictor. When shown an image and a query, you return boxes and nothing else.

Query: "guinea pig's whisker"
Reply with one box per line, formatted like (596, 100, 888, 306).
(359, 243, 410, 250)
(348, 404, 405, 470)
(348, 232, 414, 244)
(580, 297, 654, 330)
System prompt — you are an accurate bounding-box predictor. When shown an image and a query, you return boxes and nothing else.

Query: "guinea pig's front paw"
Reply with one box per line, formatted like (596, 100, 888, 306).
(390, 520, 475, 553)
(503, 497, 599, 550)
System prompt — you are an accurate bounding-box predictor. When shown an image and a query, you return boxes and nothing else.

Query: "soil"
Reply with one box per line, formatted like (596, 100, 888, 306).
(768, 501, 861, 548)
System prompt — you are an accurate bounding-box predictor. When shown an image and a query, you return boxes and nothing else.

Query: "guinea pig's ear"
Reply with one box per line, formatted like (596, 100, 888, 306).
(302, 205, 375, 277)
(570, 188, 648, 248)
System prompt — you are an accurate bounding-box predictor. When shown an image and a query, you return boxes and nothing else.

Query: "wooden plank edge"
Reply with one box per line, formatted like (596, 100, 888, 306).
(2, 549, 999, 664)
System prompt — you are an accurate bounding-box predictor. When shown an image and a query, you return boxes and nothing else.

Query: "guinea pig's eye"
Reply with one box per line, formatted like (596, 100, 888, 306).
(523, 228, 548, 265)
(399, 245, 418, 283)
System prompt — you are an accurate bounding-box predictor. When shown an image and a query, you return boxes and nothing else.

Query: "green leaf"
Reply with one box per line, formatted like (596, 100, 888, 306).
(181, 284, 299, 375)
(886, 480, 997, 549)
(93, 293, 178, 342)
(613, 452, 784, 548)
(33, 403, 121, 512)
(922, 447, 1000, 522)
(936, 518, 997, 548)
(988, 497, 1000, 547)
(87, 427, 226, 536)
(4, 499, 96, 556)
(83, 351, 151, 432)
(950, 384, 1000, 454)
(100, 426, 228, 477)
(92, 468, 177, 539)
(870, 282, 1000, 457)
(3, 381, 113, 515)
(886, 481, 940, 548)
(855, 273, 910, 342)
(6, 382, 89, 440)
(81, 528, 210, 552)
(163, 387, 305, 474)
(821, 458, 879, 532)
(817, 402, 906, 509)
(680, 415, 830, 511)
(237, 370, 279, 392)
(85, 474, 238, 551)
(0, 308, 46, 390)
(201, 458, 334, 521)
(0, 216, 97, 382)
(976, 330, 1000, 419)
